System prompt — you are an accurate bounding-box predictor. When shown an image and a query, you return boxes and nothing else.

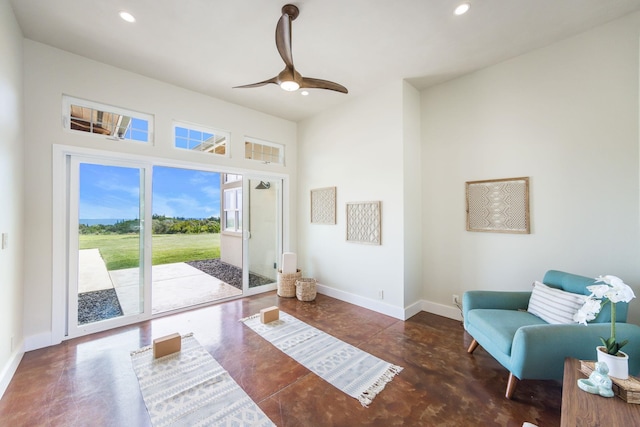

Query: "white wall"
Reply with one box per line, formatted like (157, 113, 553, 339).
(421, 12, 640, 323)
(0, 0, 25, 395)
(402, 82, 422, 308)
(298, 80, 421, 318)
(22, 41, 297, 347)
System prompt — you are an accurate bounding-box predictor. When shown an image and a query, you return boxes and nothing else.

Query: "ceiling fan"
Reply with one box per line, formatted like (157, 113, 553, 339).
(234, 4, 348, 94)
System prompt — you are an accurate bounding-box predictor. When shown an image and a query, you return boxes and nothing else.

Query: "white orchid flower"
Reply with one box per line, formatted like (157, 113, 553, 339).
(573, 309, 590, 325)
(582, 297, 603, 315)
(609, 284, 636, 304)
(577, 276, 635, 327)
(580, 275, 636, 355)
(574, 297, 602, 325)
(591, 275, 636, 304)
(596, 275, 625, 287)
(587, 284, 612, 299)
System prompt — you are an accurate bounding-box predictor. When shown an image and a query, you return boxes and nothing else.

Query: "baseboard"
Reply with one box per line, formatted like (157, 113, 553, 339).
(404, 300, 423, 320)
(24, 331, 53, 352)
(421, 299, 463, 321)
(0, 345, 24, 399)
(315, 284, 405, 320)
(315, 285, 464, 322)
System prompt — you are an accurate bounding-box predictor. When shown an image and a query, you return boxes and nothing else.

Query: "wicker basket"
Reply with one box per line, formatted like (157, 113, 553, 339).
(277, 269, 301, 297)
(295, 278, 317, 302)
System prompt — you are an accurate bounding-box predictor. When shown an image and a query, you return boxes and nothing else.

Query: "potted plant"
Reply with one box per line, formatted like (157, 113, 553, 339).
(574, 275, 636, 379)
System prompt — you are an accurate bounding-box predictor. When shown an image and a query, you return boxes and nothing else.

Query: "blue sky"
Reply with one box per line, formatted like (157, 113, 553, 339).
(79, 164, 221, 220)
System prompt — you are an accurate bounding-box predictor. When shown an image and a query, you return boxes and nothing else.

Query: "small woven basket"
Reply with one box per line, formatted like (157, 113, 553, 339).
(277, 269, 301, 297)
(295, 278, 317, 302)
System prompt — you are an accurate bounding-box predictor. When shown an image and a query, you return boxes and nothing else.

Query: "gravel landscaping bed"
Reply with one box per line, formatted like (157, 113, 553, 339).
(77, 259, 272, 325)
(78, 288, 124, 324)
(187, 258, 274, 289)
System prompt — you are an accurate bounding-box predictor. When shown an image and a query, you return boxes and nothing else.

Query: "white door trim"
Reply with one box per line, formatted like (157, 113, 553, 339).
(52, 144, 290, 343)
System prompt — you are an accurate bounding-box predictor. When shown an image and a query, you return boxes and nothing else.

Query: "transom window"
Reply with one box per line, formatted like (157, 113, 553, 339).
(63, 96, 153, 143)
(245, 137, 284, 165)
(174, 122, 229, 156)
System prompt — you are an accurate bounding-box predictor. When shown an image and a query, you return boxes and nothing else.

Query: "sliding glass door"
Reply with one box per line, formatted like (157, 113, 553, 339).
(242, 177, 281, 295)
(151, 166, 238, 314)
(67, 157, 151, 337)
(58, 149, 285, 339)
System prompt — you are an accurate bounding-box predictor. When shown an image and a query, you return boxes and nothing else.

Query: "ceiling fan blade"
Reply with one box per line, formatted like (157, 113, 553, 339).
(301, 77, 348, 94)
(234, 4, 347, 95)
(275, 13, 294, 69)
(233, 76, 279, 89)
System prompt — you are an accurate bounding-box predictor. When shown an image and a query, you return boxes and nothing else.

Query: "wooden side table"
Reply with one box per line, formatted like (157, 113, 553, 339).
(561, 357, 640, 426)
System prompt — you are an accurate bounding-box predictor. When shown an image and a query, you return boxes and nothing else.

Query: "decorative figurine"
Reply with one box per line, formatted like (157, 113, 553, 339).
(577, 361, 615, 398)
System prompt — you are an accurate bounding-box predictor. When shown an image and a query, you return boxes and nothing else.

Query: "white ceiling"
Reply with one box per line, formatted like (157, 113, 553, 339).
(10, 0, 640, 122)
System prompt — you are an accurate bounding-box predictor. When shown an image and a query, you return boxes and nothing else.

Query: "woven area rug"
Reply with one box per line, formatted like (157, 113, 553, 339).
(241, 311, 403, 406)
(130, 333, 275, 427)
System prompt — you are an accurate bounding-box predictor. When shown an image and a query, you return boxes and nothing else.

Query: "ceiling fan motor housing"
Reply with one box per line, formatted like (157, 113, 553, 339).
(281, 4, 299, 20)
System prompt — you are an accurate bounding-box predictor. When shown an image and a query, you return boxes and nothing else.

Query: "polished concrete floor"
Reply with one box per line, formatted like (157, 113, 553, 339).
(0, 292, 562, 426)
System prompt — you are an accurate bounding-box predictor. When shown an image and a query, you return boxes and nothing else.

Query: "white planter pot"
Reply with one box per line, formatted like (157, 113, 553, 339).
(596, 346, 629, 380)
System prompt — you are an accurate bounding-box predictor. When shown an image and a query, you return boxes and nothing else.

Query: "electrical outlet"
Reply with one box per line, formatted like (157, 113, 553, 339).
(378, 290, 384, 300)
(452, 294, 459, 305)
(1, 233, 7, 250)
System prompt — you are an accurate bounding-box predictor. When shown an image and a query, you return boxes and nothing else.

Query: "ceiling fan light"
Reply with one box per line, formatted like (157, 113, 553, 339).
(454, 3, 470, 16)
(119, 11, 136, 23)
(280, 80, 300, 91)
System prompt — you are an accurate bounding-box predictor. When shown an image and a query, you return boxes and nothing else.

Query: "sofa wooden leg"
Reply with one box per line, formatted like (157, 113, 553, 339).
(505, 373, 518, 399)
(467, 339, 479, 354)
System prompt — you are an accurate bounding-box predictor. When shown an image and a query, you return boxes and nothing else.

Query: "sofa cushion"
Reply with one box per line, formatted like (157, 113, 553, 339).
(467, 309, 547, 355)
(528, 281, 586, 324)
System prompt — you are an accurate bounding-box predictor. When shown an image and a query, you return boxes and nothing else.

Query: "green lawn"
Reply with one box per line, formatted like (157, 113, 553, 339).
(79, 233, 221, 270)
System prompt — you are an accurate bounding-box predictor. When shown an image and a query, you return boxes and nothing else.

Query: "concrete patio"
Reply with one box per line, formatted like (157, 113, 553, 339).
(78, 249, 242, 317)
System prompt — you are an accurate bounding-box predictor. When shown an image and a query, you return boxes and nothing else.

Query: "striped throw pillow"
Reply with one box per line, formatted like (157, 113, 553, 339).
(527, 281, 586, 324)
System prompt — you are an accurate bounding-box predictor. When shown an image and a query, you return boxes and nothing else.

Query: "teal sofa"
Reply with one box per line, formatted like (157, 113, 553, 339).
(463, 270, 640, 398)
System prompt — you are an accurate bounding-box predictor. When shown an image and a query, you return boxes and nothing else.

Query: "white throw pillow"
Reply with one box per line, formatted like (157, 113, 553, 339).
(527, 281, 586, 324)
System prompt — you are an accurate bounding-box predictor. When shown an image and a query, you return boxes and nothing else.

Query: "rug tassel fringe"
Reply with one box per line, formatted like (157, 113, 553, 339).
(239, 313, 261, 322)
(357, 364, 404, 407)
(130, 345, 152, 356)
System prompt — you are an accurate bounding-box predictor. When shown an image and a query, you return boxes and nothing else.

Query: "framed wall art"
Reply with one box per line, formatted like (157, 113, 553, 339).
(466, 177, 530, 234)
(346, 201, 381, 245)
(310, 186, 336, 224)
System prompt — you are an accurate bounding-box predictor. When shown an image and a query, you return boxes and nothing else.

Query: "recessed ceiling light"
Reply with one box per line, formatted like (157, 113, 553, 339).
(301, 91, 309, 96)
(119, 11, 136, 23)
(454, 3, 470, 16)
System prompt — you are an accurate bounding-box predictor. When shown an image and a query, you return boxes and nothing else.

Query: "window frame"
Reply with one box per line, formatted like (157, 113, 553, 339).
(62, 95, 154, 143)
(222, 186, 242, 234)
(173, 120, 231, 157)
(224, 174, 242, 183)
(244, 136, 285, 165)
